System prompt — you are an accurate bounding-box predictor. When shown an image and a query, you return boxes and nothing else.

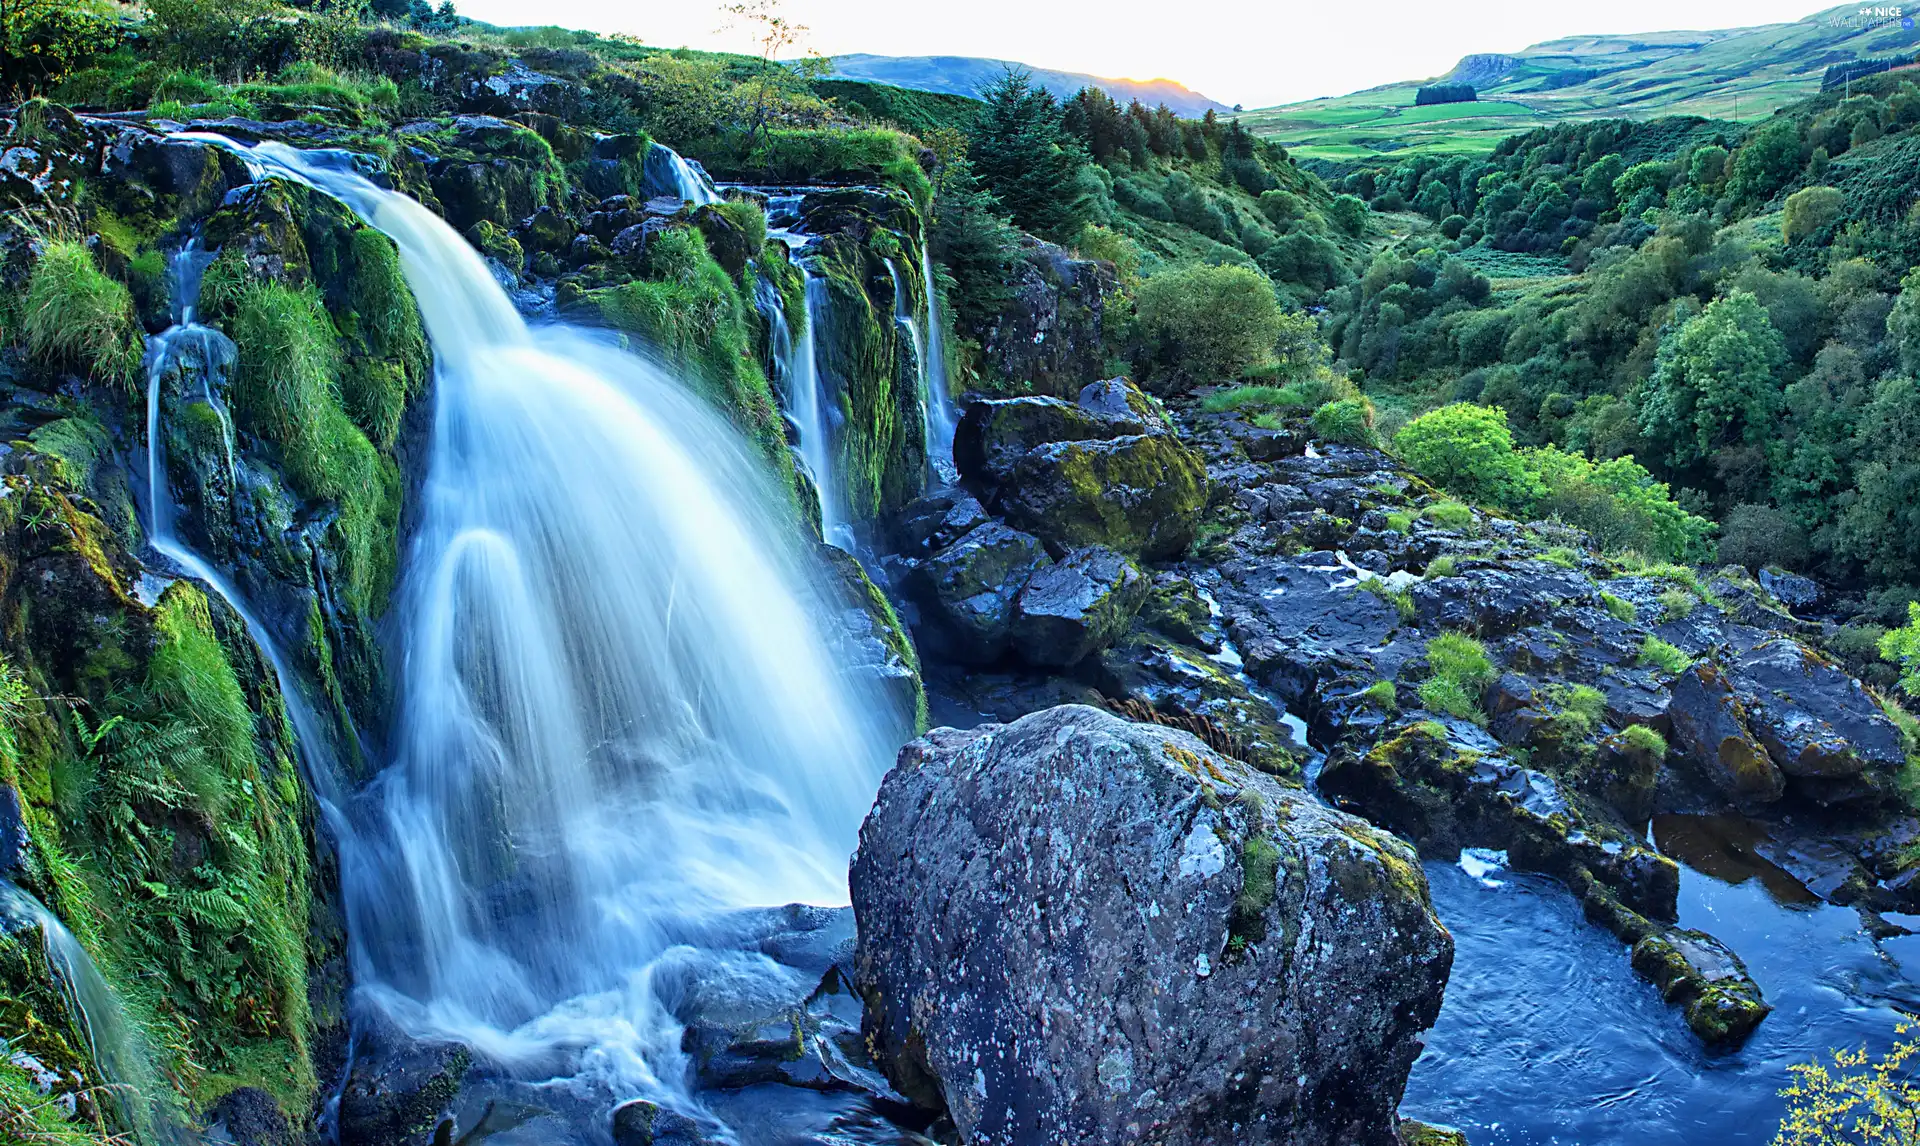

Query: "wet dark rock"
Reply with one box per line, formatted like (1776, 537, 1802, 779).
(692, 203, 751, 275)
(610, 1101, 710, 1146)
(1208, 554, 1416, 712)
(1409, 561, 1596, 637)
(1760, 568, 1823, 611)
(1730, 639, 1903, 782)
(1009, 545, 1147, 667)
(996, 433, 1208, 561)
(1589, 730, 1665, 823)
(953, 396, 1123, 486)
(1667, 663, 1784, 804)
(852, 706, 1451, 1146)
(206, 1087, 292, 1146)
(0, 783, 25, 879)
(1628, 929, 1771, 1046)
(336, 1016, 472, 1146)
(905, 521, 1051, 665)
(1093, 635, 1298, 776)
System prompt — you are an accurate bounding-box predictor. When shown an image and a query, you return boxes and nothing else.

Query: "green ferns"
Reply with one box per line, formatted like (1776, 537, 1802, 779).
(22, 239, 143, 389)
(227, 280, 400, 618)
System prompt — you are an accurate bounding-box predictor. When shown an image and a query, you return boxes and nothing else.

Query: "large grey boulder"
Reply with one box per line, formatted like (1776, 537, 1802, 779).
(1668, 663, 1784, 804)
(851, 705, 1452, 1146)
(1731, 639, 1904, 781)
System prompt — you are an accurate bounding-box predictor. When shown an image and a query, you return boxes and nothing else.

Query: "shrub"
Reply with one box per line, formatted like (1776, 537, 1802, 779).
(1440, 214, 1468, 240)
(1782, 185, 1845, 245)
(1311, 396, 1377, 447)
(1601, 592, 1638, 622)
(1423, 500, 1474, 531)
(22, 237, 141, 388)
(1135, 263, 1288, 387)
(1543, 547, 1581, 568)
(1420, 632, 1494, 722)
(1639, 636, 1691, 674)
(1394, 403, 1542, 508)
(1327, 194, 1369, 235)
(1719, 504, 1809, 572)
(1880, 602, 1920, 699)
(1773, 1022, 1920, 1145)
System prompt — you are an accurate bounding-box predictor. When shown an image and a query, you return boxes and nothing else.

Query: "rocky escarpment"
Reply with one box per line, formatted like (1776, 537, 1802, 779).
(852, 704, 1452, 1146)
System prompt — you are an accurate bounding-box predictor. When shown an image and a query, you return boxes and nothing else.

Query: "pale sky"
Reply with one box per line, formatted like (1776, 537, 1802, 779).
(453, 0, 1839, 109)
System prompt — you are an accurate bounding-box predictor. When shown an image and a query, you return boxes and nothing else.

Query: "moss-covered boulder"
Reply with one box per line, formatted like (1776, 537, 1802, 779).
(996, 432, 1208, 562)
(905, 521, 1051, 665)
(1009, 545, 1147, 668)
(1629, 928, 1771, 1046)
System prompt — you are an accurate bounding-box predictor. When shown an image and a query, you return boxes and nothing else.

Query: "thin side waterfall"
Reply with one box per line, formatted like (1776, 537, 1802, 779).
(651, 143, 720, 207)
(0, 880, 177, 1144)
(918, 242, 958, 479)
(750, 270, 846, 549)
(171, 139, 900, 1131)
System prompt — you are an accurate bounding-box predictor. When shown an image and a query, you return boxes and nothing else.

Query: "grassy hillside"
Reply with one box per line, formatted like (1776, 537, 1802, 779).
(1244, 4, 1920, 161)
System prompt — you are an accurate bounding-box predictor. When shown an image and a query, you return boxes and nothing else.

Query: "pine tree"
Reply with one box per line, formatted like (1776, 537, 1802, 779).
(968, 69, 1099, 241)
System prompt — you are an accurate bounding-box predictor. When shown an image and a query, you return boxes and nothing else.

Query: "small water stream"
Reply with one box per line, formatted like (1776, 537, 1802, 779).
(1404, 827, 1916, 1144)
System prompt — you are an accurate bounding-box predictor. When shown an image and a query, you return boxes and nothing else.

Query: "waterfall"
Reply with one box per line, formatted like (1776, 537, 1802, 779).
(919, 243, 959, 480)
(167, 138, 900, 1129)
(887, 254, 957, 483)
(0, 880, 177, 1143)
(759, 211, 851, 550)
(645, 142, 720, 207)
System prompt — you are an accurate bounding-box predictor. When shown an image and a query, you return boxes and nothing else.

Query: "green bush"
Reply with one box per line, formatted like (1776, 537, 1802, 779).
(1311, 396, 1377, 448)
(1880, 602, 1920, 699)
(1782, 185, 1844, 244)
(1426, 554, 1458, 578)
(1658, 587, 1697, 619)
(1718, 503, 1808, 572)
(21, 237, 142, 388)
(1394, 403, 1541, 508)
(1135, 263, 1287, 387)
(1639, 636, 1691, 675)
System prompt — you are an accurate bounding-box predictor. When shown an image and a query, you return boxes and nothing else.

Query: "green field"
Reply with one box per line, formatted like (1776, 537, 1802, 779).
(1244, 3, 1920, 161)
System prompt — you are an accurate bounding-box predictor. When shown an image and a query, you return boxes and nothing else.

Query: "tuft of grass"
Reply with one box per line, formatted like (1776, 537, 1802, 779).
(1600, 592, 1637, 622)
(22, 238, 142, 389)
(1361, 679, 1398, 711)
(1360, 576, 1416, 621)
(1621, 723, 1669, 758)
(1425, 554, 1458, 579)
(1385, 511, 1412, 533)
(1639, 636, 1692, 675)
(1543, 546, 1581, 568)
(1543, 682, 1607, 737)
(714, 198, 768, 257)
(1311, 396, 1378, 448)
(1226, 834, 1282, 956)
(1658, 587, 1697, 619)
(1420, 631, 1494, 722)
(1422, 500, 1474, 531)
(340, 227, 427, 451)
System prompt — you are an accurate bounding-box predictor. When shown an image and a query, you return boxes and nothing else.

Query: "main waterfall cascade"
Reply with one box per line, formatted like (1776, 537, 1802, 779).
(144, 139, 905, 1137)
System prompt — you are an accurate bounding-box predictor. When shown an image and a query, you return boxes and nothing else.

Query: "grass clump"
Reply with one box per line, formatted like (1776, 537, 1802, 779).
(1425, 554, 1458, 579)
(1226, 834, 1282, 956)
(1422, 500, 1474, 531)
(1419, 631, 1494, 722)
(1543, 546, 1581, 568)
(22, 238, 142, 389)
(1600, 592, 1638, 622)
(1639, 635, 1692, 675)
(1360, 577, 1416, 621)
(1658, 587, 1697, 619)
(1621, 723, 1669, 758)
(1385, 511, 1412, 533)
(340, 228, 428, 451)
(714, 198, 768, 258)
(1311, 396, 1378, 448)
(1543, 682, 1607, 737)
(1362, 679, 1398, 711)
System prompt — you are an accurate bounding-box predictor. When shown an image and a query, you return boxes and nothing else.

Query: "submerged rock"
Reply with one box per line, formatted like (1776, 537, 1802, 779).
(852, 705, 1452, 1146)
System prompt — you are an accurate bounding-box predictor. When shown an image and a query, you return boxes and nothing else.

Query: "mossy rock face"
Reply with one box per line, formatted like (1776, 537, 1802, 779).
(1628, 928, 1771, 1046)
(820, 544, 926, 735)
(1399, 1120, 1470, 1146)
(1094, 633, 1300, 779)
(996, 433, 1208, 562)
(811, 233, 927, 522)
(905, 521, 1052, 666)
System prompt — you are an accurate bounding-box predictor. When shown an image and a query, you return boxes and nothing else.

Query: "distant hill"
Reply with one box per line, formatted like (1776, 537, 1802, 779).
(819, 54, 1231, 117)
(1240, 3, 1920, 162)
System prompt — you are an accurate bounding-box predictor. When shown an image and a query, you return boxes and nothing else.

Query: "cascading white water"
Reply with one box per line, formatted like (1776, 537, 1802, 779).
(756, 211, 851, 550)
(170, 140, 901, 1128)
(886, 254, 957, 483)
(918, 244, 959, 479)
(0, 880, 176, 1143)
(662, 147, 720, 207)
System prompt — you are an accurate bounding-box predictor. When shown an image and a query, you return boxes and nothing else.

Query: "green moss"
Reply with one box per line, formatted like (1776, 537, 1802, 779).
(1384, 511, 1412, 533)
(337, 228, 428, 451)
(715, 198, 768, 258)
(0, 1056, 117, 1144)
(227, 280, 401, 618)
(1359, 577, 1416, 622)
(705, 128, 930, 209)
(813, 238, 925, 520)
(1657, 587, 1697, 619)
(1639, 636, 1692, 675)
(21, 239, 142, 390)
(1622, 723, 1669, 757)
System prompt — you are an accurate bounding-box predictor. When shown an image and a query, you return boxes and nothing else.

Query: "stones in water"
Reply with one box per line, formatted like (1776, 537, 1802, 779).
(1628, 929, 1771, 1046)
(851, 705, 1452, 1146)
